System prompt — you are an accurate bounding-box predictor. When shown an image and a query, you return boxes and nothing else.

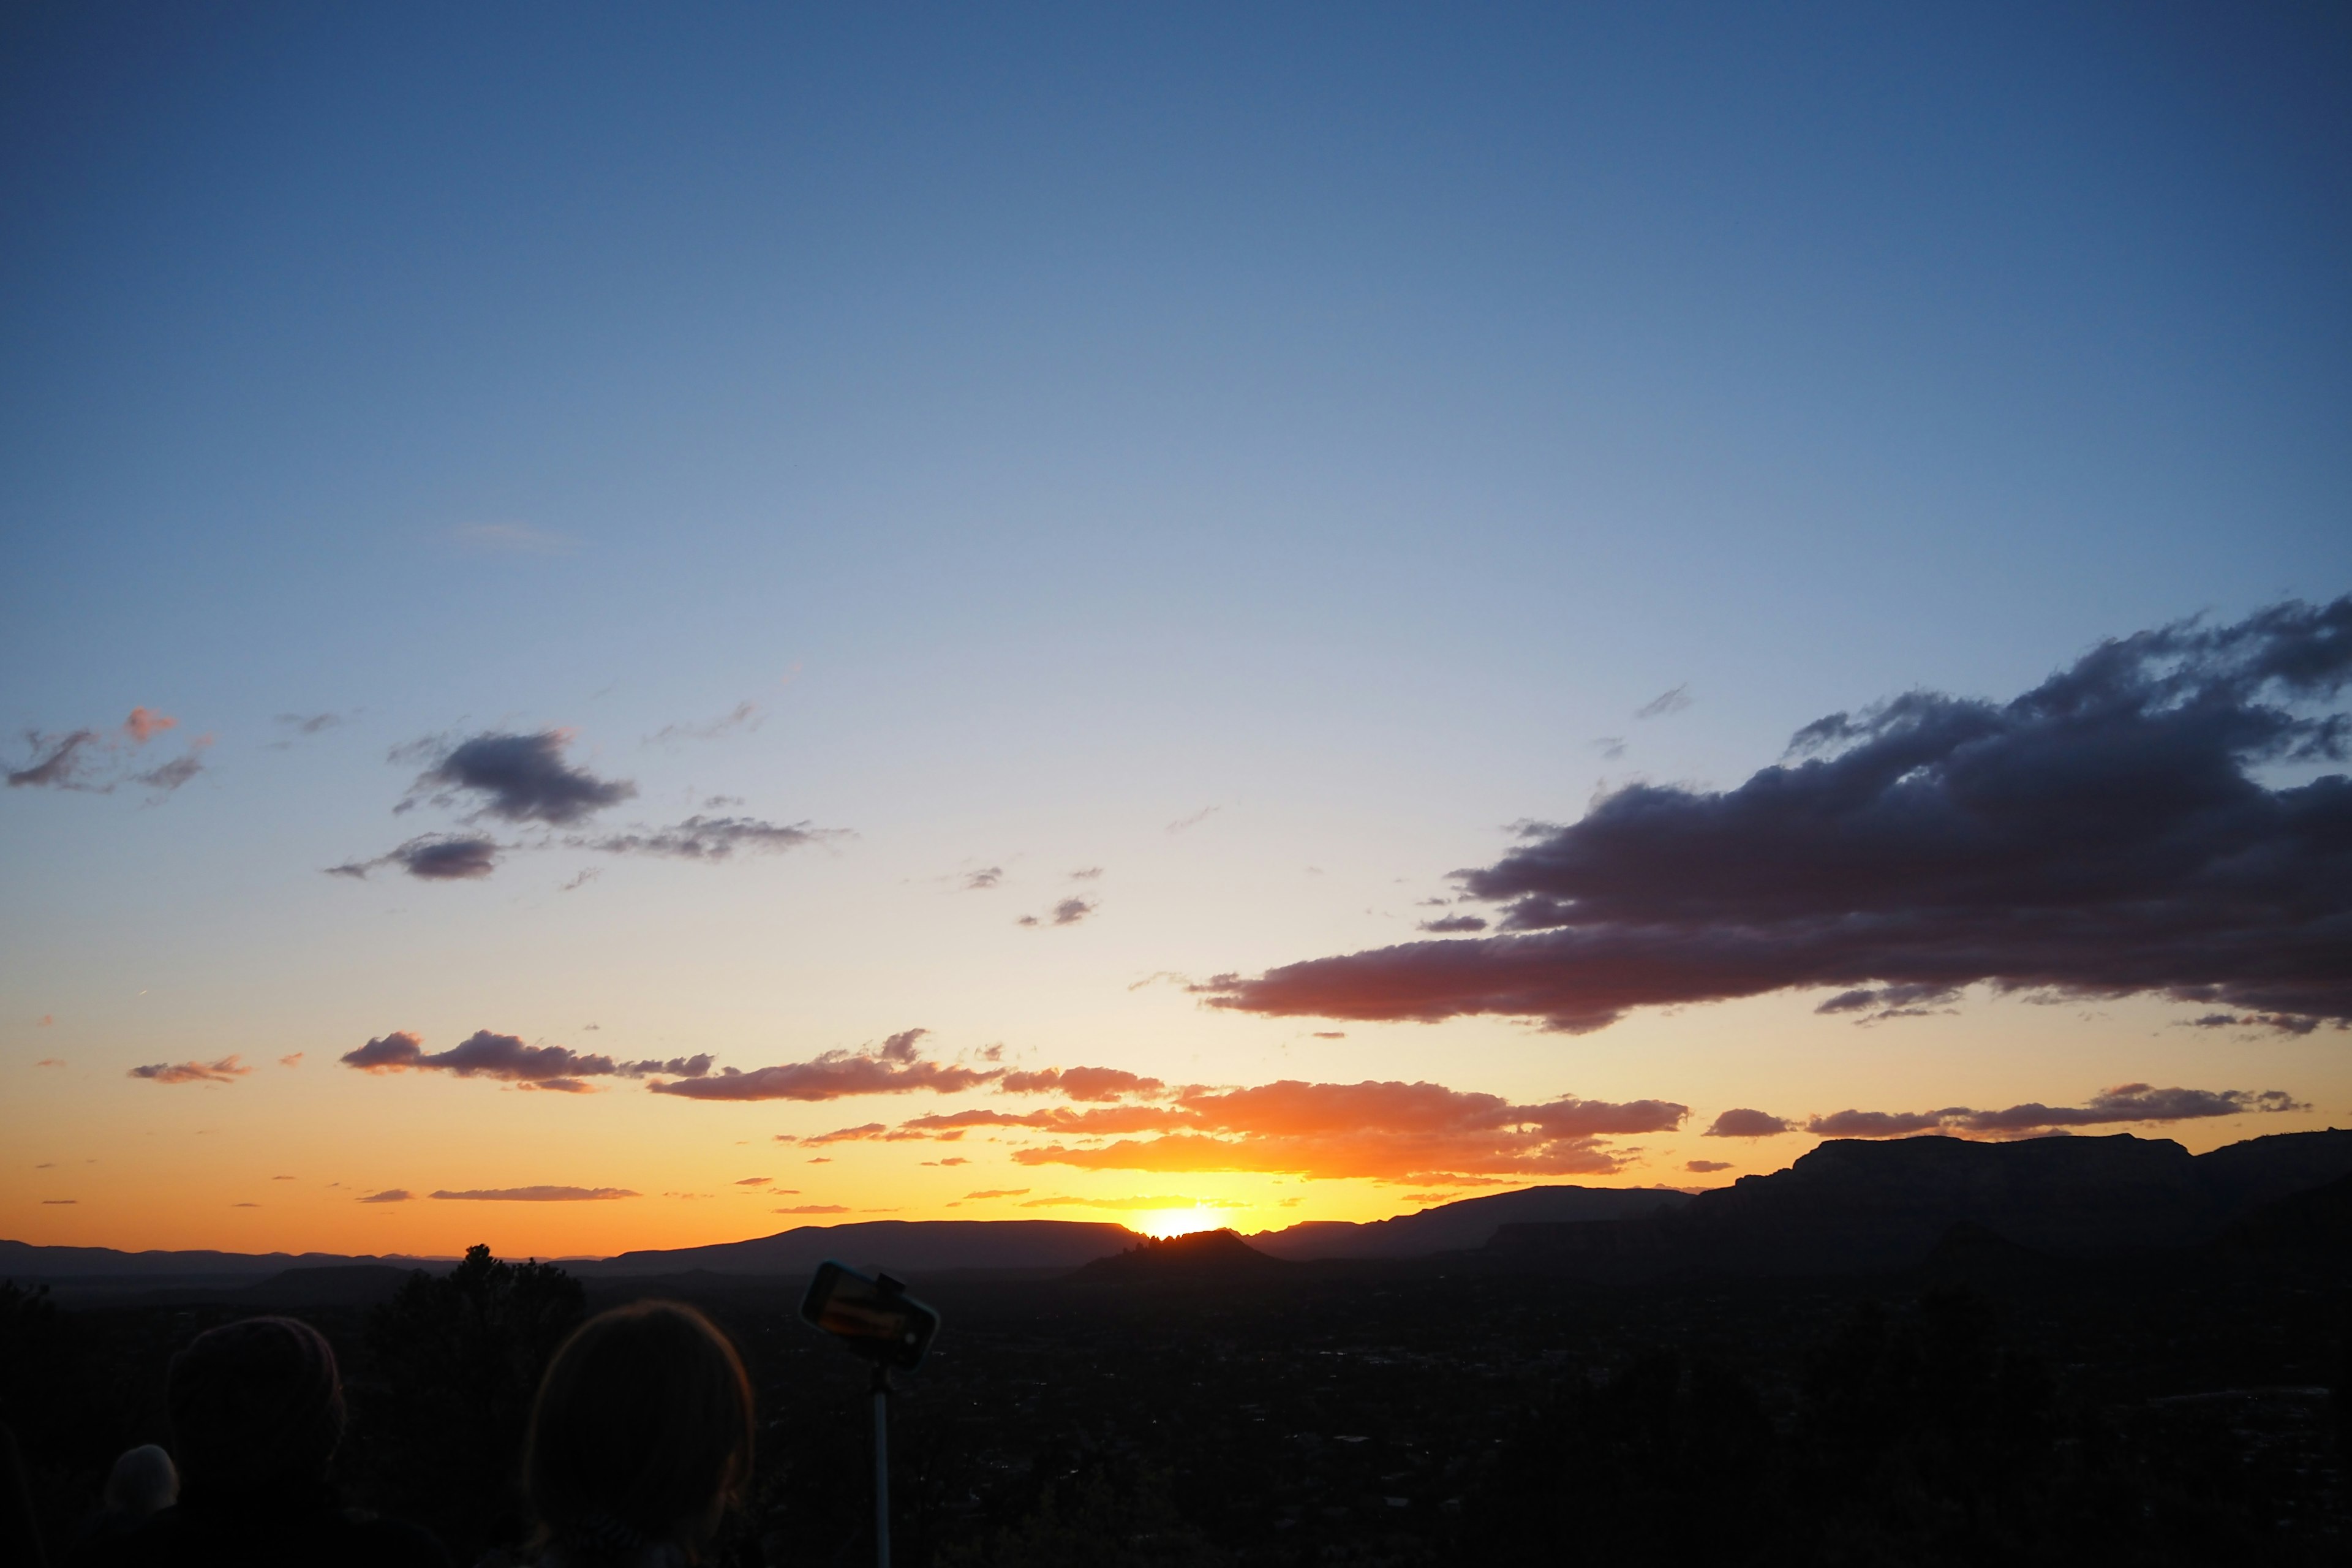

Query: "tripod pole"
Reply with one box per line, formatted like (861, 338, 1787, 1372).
(870, 1362, 892, 1568)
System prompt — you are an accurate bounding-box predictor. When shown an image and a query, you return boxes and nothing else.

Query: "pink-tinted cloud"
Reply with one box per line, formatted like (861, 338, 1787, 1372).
(34, 1058, 64, 1068)
(279, 1052, 304, 1068)
(998, 1065, 1166, 1101)
(801, 1122, 889, 1145)
(649, 1028, 1000, 1102)
(1009, 1079, 1687, 1183)
(129, 1055, 251, 1085)
(123, 707, 177, 744)
(1806, 1083, 2309, 1139)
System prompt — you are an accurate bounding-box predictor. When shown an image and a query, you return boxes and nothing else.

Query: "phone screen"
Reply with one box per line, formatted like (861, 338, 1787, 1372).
(799, 1261, 940, 1370)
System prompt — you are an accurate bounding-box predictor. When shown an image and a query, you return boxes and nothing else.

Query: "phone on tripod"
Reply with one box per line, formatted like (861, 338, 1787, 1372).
(800, 1261, 940, 1370)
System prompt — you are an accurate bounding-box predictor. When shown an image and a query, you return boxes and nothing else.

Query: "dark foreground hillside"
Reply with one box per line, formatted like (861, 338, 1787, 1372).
(6, 1227, 2347, 1567)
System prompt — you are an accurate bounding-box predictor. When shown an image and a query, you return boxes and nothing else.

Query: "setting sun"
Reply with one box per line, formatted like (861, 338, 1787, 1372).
(1131, 1206, 1229, 1240)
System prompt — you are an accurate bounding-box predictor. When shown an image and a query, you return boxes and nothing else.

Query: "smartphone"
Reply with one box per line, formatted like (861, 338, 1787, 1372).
(799, 1261, 941, 1370)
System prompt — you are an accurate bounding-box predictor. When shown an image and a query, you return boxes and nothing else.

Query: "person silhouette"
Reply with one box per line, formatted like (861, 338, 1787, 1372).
(94, 1314, 448, 1568)
(521, 1301, 754, 1567)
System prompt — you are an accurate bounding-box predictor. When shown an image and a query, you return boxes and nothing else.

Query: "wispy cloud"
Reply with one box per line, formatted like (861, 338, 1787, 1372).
(129, 1055, 252, 1085)
(1633, 684, 1692, 720)
(1167, 805, 1220, 834)
(9, 710, 209, 795)
(429, 1186, 639, 1201)
(1018, 897, 1096, 928)
(1806, 1084, 2309, 1139)
(579, 814, 843, 861)
(341, 1029, 710, 1091)
(650, 1028, 999, 1102)
(646, 701, 761, 747)
(360, 1189, 412, 1203)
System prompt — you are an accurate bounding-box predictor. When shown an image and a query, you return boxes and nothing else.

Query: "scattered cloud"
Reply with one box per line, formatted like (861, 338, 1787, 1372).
(41, 1199, 76, 1205)
(408, 730, 635, 825)
(650, 1028, 999, 1102)
(133, 739, 211, 794)
(129, 1056, 251, 1085)
(34, 1058, 63, 1068)
(274, 712, 343, 737)
(963, 1188, 1031, 1199)
(1070, 867, 1104, 881)
(1167, 806, 1220, 834)
(1417, 914, 1489, 934)
(328, 834, 504, 881)
(1017, 896, 1096, 929)
(1634, 684, 1693, 720)
(1202, 599, 2352, 1034)
(1806, 1083, 2310, 1140)
(123, 707, 178, 743)
(1814, 983, 1963, 1023)
(340, 1028, 710, 1090)
(278, 1053, 304, 1068)
(998, 1066, 1164, 1102)
(775, 1204, 850, 1215)
(1593, 737, 1627, 760)
(559, 867, 602, 892)
(1009, 1079, 1687, 1185)
(579, 814, 843, 860)
(963, 867, 1004, 891)
(7, 729, 100, 790)
(646, 701, 761, 746)
(232, 1202, 260, 1208)
(734, 1176, 771, 1186)
(1705, 1108, 1795, 1139)
(1685, 1159, 1733, 1174)
(1311, 1031, 1345, 1039)
(451, 522, 576, 556)
(360, 1189, 412, 1204)
(429, 1186, 639, 1201)
(801, 1122, 889, 1145)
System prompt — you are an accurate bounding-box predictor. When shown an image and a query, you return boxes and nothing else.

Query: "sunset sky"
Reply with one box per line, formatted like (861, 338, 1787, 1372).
(4, 4, 2348, 1258)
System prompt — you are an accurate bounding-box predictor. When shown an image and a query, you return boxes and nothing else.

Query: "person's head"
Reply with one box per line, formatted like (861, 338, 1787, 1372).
(165, 1317, 345, 1497)
(104, 1445, 179, 1518)
(524, 1300, 753, 1562)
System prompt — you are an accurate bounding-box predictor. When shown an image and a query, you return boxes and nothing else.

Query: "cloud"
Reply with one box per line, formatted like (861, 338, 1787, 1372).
(274, 713, 342, 736)
(735, 1176, 771, 1186)
(34, 1058, 64, 1068)
(410, 731, 635, 825)
(123, 707, 178, 743)
(1417, 914, 1489, 934)
(1311, 1031, 1345, 1039)
(1685, 1159, 1734, 1173)
(650, 1028, 1001, 1102)
(964, 1188, 1031, 1199)
(134, 739, 211, 794)
(963, 867, 1004, 891)
(1634, 685, 1692, 720)
(328, 834, 504, 881)
(8, 729, 102, 790)
(1202, 599, 2352, 1034)
(42, 1199, 76, 1205)
(1805, 1083, 2310, 1139)
(1071, 867, 1103, 880)
(646, 701, 761, 746)
(893, 1105, 1198, 1138)
(37, 1016, 51, 1027)
(580, 815, 841, 860)
(559, 867, 602, 892)
(339, 1029, 712, 1088)
(1017, 897, 1096, 929)
(775, 1204, 850, 1215)
(997, 1066, 1165, 1102)
(801, 1122, 889, 1145)
(279, 1053, 303, 1068)
(451, 522, 576, 556)
(1705, 1108, 1795, 1139)
(1593, 737, 1627, 760)
(128, 1056, 251, 1085)
(429, 1186, 639, 1201)
(1007, 1079, 1688, 1184)
(1167, 806, 1219, 834)
(1020, 1194, 1225, 1210)
(360, 1189, 412, 1203)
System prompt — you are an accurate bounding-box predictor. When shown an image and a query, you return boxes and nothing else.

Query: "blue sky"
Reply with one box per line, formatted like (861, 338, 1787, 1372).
(4, 4, 2346, 1254)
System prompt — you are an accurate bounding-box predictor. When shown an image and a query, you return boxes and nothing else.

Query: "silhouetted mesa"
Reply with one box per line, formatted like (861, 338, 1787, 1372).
(1076, 1229, 1283, 1280)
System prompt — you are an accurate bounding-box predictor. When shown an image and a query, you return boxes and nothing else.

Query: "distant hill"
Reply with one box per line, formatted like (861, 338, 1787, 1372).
(1490, 1129, 2352, 1278)
(0, 1240, 447, 1287)
(569, 1219, 1138, 1278)
(1076, 1229, 1282, 1280)
(1247, 1184, 1692, 1260)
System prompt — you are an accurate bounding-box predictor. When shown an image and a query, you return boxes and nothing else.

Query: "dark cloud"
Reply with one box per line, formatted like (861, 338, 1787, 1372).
(649, 1028, 1001, 1102)
(963, 867, 1003, 890)
(339, 1029, 711, 1088)
(1705, 1108, 1796, 1139)
(8, 730, 103, 790)
(275, 713, 342, 736)
(735, 1176, 771, 1186)
(997, 1066, 1166, 1102)
(1417, 914, 1489, 934)
(133, 744, 209, 794)
(128, 1056, 251, 1085)
(328, 834, 503, 881)
(429, 1186, 639, 1201)
(1685, 1159, 1734, 1173)
(580, 814, 840, 860)
(360, 1189, 411, 1203)
(1634, 685, 1692, 720)
(412, 731, 635, 824)
(1204, 599, 2352, 1034)
(1806, 1083, 2310, 1139)
(1018, 896, 1096, 929)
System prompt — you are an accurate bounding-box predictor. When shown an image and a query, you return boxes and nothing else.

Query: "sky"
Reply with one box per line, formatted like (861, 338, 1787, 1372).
(3, 2, 2347, 1258)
